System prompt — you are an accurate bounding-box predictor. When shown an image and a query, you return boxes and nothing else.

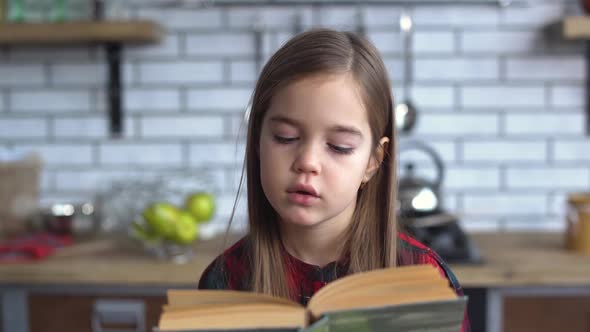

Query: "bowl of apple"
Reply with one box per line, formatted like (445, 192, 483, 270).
(129, 192, 215, 264)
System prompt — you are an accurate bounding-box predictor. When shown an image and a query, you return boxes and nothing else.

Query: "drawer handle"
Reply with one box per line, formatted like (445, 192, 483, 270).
(91, 299, 146, 332)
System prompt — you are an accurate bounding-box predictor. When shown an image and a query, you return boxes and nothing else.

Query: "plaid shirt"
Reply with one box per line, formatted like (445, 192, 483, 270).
(199, 232, 470, 332)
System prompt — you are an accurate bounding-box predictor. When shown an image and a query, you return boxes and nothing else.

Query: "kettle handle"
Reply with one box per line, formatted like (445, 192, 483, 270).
(398, 140, 445, 188)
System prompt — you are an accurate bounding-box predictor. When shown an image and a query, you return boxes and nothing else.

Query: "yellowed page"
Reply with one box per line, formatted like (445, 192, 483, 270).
(167, 289, 300, 307)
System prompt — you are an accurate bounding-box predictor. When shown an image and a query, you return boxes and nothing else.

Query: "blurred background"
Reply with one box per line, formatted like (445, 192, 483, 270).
(0, 0, 589, 331)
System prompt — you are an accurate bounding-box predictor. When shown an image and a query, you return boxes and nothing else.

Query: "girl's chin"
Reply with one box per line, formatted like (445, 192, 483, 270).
(279, 213, 322, 228)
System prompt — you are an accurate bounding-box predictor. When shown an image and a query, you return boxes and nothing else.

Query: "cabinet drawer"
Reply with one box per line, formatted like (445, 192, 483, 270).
(503, 296, 590, 332)
(28, 294, 166, 332)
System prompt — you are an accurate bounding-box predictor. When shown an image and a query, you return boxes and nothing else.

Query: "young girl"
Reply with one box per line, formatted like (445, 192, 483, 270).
(199, 29, 469, 331)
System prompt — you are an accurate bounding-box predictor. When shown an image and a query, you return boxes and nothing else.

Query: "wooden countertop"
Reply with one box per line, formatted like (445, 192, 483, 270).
(0, 232, 589, 288)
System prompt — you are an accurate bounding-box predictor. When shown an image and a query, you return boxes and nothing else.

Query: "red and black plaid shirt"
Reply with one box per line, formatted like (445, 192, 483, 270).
(199, 232, 470, 332)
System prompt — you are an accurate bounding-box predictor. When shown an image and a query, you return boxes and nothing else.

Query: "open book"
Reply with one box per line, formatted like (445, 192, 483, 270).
(156, 264, 467, 332)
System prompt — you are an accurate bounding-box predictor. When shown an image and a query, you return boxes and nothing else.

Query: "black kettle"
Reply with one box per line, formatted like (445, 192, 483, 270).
(398, 141, 445, 218)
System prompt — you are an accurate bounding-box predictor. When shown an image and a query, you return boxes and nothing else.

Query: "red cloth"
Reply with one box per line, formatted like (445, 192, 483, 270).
(199, 232, 471, 332)
(0, 232, 72, 263)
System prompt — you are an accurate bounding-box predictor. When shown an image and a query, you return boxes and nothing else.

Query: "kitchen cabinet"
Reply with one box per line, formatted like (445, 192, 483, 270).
(503, 295, 590, 332)
(1, 232, 589, 332)
(28, 293, 166, 332)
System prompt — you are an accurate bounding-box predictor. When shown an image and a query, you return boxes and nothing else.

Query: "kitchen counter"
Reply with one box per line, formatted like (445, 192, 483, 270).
(0, 232, 589, 287)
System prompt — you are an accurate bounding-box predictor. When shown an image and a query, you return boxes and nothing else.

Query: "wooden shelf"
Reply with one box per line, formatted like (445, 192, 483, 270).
(0, 20, 163, 45)
(0, 20, 164, 137)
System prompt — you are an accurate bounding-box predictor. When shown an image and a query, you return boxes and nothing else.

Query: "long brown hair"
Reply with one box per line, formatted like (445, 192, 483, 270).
(229, 28, 397, 300)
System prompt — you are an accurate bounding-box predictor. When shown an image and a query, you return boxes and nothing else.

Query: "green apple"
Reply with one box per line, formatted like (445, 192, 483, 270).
(184, 192, 215, 223)
(171, 210, 199, 245)
(142, 202, 180, 238)
(130, 220, 160, 243)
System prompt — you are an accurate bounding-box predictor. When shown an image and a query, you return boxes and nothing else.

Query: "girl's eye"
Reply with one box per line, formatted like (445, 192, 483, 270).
(273, 136, 298, 144)
(329, 144, 354, 155)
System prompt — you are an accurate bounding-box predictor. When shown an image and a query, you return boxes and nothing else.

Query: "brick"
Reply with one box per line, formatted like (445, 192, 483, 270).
(8, 48, 91, 61)
(99, 143, 182, 166)
(415, 58, 498, 81)
(228, 114, 249, 139)
(461, 86, 544, 108)
(368, 31, 401, 55)
(13, 143, 93, 165)
(445, 166, 501, 189)
(463, 193, 547, 215)
(551, 85, 584, 108)
(506, 167, 589, 189)
(227, 7, 313, 29)
(383, 58, 404, 83)
(230, 60, 257, 84)
(316, 6, 359, 30)
(501, 3, 567, 28)
(409, 86, 454, 108)
(53, 116, 110, 139)
(55, 170, 133, 191)
(187, 88, 253, 112)
(186, 33, 255, 57)
(548, 192, 568, 216)
(139, 61, 223, 84)
(0, 118, 47, 139)
(11, 90, 91, 112)
(413, 31, 455, 54)
(413, 6, 499, 26)
(554, 140, 590, 162)
(164, 169, 226, 195)
(414, 113, 499, 136)
(398, 139, 457, 163)
(50, 63, 106, 85)
(140, 116, 223, 138)
(189, 143, 245, 166)
(214, 193, 248, 219)
(0, 64, 45, 86)
(124, 89, 181, 112)
(506, 113, 584, 135)
(463, 141, 546, 163)
(461, 31, 540, 54)
(506, 57, 584, 80)
(126, 34, 180, 58)
(136, 8, 223, 30)
(364, 6, 403, 28)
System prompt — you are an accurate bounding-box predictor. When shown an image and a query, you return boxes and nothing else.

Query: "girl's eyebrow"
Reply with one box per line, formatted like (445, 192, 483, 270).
(269, 115, 364, 138)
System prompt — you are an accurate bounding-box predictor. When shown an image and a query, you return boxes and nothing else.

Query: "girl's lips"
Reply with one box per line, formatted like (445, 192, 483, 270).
(287, 192, 320, 206)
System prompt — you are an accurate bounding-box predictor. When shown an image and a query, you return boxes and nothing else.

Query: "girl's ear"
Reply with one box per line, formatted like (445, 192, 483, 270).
(362, 137, 390, 184)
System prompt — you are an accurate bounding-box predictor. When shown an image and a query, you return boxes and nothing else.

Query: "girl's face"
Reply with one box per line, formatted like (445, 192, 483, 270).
(259, 74, 382, 231)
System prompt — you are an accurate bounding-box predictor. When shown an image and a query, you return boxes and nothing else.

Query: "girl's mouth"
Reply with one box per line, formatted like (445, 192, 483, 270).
(287, 191, 320, 206)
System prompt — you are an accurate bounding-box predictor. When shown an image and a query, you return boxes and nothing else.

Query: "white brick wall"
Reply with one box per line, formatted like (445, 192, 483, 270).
(0, 118, 47, 139)
(0, 64, 46, 86)
(99, 143, 183, 166)
(461, 86, 545, 108)
(50, 63, 106, 86)
(415, 58, 499, 81)
(0, 1, 588, 233)
(461, 31, 540, 54)
(138, 61, 224, 85)
(11, 90, 92, 112)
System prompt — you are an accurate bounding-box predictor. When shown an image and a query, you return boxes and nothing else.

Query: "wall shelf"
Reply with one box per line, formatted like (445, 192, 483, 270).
(563, 16, 590, 134)
(0, 21, 164, 137)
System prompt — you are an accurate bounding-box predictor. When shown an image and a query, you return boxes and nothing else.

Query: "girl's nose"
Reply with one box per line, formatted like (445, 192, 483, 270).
(292, 144, 321, 175)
